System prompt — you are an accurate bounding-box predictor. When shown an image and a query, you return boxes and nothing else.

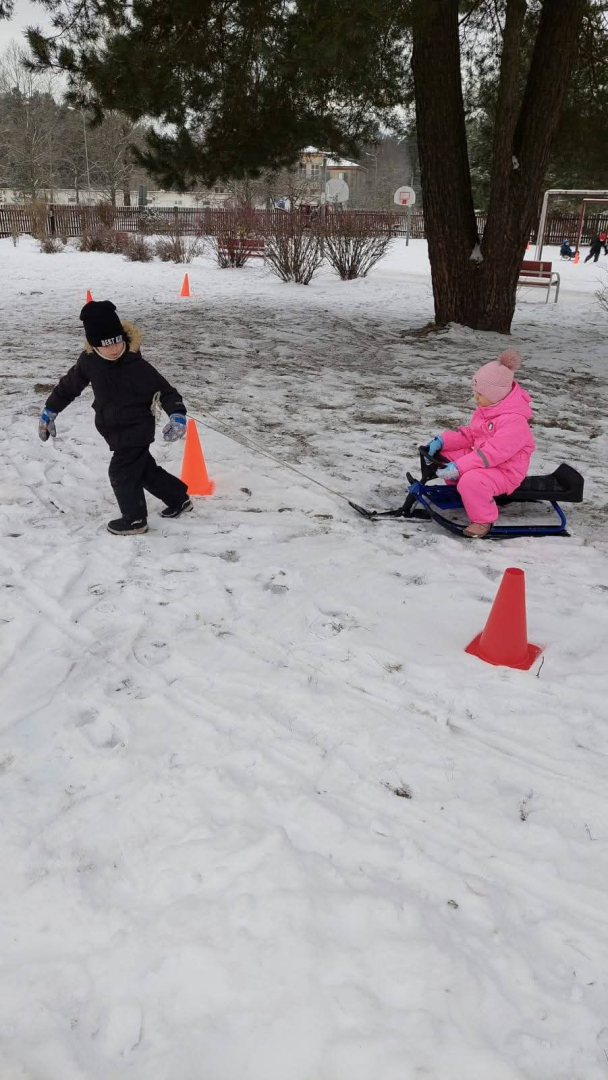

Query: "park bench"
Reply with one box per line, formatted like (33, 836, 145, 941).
(517, 259, 560, 303)
(217, 236, 266, 260)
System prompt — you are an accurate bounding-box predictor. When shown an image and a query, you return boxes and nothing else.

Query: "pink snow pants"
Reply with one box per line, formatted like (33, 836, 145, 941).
(443, 449, 513, 524)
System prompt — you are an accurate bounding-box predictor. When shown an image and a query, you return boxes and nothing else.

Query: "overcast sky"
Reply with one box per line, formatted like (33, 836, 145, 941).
(0, 0, 52, 51)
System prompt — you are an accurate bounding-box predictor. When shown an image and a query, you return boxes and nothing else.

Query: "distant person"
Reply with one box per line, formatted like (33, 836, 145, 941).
(38, 301, 191, 535)
(584, 235, 607, 263)
(560, 239, 574, 259)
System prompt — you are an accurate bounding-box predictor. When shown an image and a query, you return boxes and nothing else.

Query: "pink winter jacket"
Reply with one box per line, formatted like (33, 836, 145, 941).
(441, 382, 535, 488)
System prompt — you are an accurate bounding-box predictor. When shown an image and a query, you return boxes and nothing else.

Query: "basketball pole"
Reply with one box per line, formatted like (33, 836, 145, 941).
(394, 184, 416, 245)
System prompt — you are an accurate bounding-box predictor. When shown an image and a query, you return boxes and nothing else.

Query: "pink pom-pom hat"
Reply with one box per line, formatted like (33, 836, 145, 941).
(472, 349, 522, 404)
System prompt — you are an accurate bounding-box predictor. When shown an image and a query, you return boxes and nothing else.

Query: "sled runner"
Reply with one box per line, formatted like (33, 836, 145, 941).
(350, 448, 584, 539)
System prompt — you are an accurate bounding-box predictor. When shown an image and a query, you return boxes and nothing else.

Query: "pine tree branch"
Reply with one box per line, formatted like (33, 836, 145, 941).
(513, 0, 587, 173)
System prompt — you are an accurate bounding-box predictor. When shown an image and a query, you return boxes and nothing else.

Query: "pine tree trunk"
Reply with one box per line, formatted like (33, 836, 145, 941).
(411, 0, 587, 334)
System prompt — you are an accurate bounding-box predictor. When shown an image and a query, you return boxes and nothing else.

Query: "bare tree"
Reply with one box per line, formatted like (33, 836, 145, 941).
(222, 172, 269, 209)
(87, 112, 143, 206)
(265, 166, 321, 209)
(60, 108, 92, 202)
(350, 135, 418, 210)
(0, 44, 61, 199)
(226, 165, 322, 210)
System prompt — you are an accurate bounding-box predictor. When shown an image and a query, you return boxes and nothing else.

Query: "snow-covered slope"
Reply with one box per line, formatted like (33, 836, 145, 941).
(0, 238, 607, 1080)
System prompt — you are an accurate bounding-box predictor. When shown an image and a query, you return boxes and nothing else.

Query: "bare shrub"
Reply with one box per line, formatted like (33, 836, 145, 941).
(96, 203, 117, 229)
(323, 213, 394, 279)
(181, 237, 204, 263)
(155, 232, 202, 263)
(10, 228, 19, 247)
(124, 234, 154, 261)
(39, 236, 65, 254)
(208, 210, 264, 267)
(596, 271, 608, 313)
(79, 227, 129, 254)
(263, 217, 323, 284)
(212, 233, 255, 268)
(154, 235, 179, 262)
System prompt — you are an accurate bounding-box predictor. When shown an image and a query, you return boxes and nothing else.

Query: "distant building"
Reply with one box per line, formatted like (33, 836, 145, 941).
(0, 150, 361, 210)
(0, 186, 219, 208)
(298, 148, 360, 204)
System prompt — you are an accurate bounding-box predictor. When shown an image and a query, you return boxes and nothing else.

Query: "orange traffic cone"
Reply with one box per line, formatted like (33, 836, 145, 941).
(86, 289, 93, 303)
(180, 273, 191, 298)
(573, 250, 580, 264)
(465, 567, 542, 670)
(526, 239, 530, 251)
(180, 418, 215, 496)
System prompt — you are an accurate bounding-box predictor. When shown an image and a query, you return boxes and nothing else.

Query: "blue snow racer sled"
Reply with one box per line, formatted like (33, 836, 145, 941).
(350, 447, 584, 539)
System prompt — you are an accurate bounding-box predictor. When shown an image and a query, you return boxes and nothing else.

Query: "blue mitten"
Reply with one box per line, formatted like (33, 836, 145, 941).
(427, 435, 443, 457)
(163, 413, 187, 442)
(39, 407, 57, 442)
(437, 462, 459, 482)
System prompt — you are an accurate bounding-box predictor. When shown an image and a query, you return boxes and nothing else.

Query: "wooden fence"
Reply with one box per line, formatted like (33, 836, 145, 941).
(0, 204, 423, 238)
(1, 203, 607, 245)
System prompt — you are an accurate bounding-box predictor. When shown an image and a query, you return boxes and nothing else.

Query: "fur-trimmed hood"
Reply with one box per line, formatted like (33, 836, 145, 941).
(85, 320, 142, 354)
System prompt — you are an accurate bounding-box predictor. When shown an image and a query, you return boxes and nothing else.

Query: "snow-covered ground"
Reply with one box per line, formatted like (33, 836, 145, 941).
(1, 237, 607, 1080)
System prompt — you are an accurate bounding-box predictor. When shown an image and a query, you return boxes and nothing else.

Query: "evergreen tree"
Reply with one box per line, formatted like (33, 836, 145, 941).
(468, 2, 608, 208)
(24, 1, 409, 189)
(2, 0, 606, 331)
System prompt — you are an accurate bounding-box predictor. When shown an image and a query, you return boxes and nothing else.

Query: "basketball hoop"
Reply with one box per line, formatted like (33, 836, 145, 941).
(394, 185, 416, 208)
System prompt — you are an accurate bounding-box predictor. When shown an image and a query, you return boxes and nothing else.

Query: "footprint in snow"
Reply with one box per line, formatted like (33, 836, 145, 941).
(219, 550, 240, 563)
(75, 707, 97, 728)
(132, 639, 169, 667)
(98, 1000, 143, 1057)
(263, 571, 289, 594)
(0, 754, 14, 775)
(76, 708, 126, 749)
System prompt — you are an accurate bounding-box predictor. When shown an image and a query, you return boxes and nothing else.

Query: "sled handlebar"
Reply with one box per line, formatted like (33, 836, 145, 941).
(418, 445, 448, 483)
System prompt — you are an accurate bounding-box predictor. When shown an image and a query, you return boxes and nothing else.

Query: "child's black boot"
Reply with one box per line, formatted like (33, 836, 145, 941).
(160, 498, 193, 519)
(107, 516, 148, 535)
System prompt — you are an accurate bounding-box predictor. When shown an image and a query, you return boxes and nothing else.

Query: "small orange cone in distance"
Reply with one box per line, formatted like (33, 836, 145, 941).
(465, 567, 542, 670)
(86, 289, 93, 303)
(180, 273, 191, 298)
(573, 250, 580, 264)
(180, 418, 215, 496)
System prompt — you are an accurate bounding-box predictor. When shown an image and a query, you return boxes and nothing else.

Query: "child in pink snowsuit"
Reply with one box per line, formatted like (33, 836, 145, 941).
(428, 350, 535, 538)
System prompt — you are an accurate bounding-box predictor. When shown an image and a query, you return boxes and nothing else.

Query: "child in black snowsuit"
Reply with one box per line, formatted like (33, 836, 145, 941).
(584, 235, 608, 263)
(39, 300, 192, 535)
